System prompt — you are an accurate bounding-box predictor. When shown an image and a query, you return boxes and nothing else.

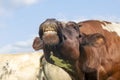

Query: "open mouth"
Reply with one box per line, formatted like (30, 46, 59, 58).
(43, 26, 58, 36)
(42, 23, 58, 34)
(42, 26, 60, 45)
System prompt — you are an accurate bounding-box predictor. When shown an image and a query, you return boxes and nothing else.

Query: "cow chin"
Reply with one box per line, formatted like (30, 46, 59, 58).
(42, 31, 60, 46)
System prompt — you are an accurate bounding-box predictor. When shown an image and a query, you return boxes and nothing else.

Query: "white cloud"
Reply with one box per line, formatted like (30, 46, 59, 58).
(0, 0, 41, 16)
(0, 39, 36, 53)
(11, 0, 39, 7)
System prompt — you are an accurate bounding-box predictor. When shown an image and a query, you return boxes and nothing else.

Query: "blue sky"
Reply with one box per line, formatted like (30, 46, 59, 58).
(0, 0, 120, 53)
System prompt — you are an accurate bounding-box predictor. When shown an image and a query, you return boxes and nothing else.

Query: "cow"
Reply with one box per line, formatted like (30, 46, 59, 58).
(33, 19, 120, 80)
(77, 20, 120, 80)
(0, 52, 72, 80)
(0, 52, 42, 80)
(33, 19, 84, 80)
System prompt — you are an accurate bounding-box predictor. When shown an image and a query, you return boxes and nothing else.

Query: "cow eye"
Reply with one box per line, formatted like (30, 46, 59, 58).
(73, 26, 77, 30)
(79, 35, 81, 38)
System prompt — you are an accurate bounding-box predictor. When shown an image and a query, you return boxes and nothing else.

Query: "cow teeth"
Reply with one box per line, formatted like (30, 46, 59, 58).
(44, 27, 56, 32)
(44, 31, 57, 34)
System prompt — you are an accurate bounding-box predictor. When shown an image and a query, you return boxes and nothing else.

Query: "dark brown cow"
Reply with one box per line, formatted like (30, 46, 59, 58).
(33, 19, 120, 80)
(33, 19, 84, 80)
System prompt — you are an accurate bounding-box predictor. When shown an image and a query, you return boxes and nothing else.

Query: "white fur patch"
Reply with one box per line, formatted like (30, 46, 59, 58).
(101, 22, 120, 36)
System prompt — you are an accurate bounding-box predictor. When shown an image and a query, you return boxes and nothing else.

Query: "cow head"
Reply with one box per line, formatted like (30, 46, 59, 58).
(33, 19, 80, 62)
(80, 33, 106, 47)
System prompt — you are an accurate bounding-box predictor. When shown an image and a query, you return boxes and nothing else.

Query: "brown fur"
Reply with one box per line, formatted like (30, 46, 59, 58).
(78, 20, 120, 80)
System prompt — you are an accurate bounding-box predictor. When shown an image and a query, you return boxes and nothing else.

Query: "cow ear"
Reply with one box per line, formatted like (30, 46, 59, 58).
(81, 33, 106, 47)
(32, 37, 43, 50)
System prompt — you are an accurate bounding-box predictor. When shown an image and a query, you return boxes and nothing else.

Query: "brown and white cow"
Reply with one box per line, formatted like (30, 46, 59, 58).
(0, 52, 42, 80)
(0, 52, 72, 80)
(33, 19, 120, 80)
(78, 20, 120, 80)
